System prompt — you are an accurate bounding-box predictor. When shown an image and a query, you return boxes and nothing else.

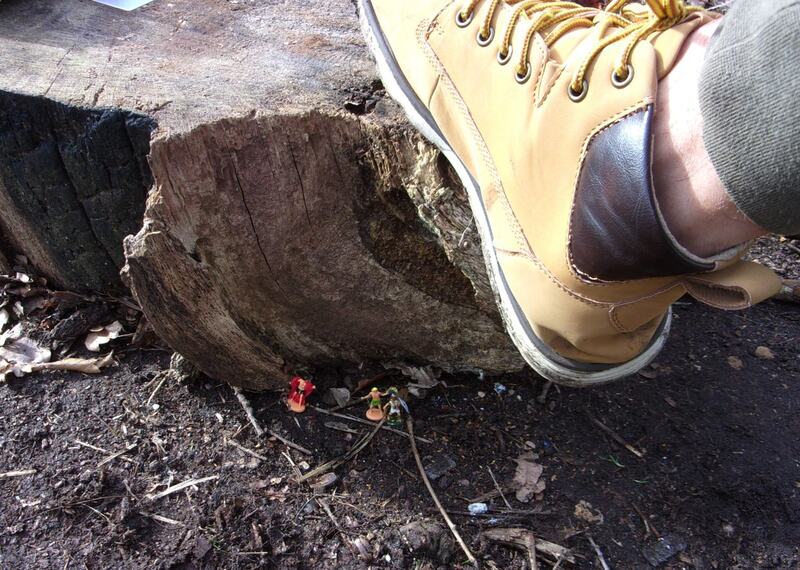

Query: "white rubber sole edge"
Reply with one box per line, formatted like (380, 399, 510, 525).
(357, 0, 670, 387)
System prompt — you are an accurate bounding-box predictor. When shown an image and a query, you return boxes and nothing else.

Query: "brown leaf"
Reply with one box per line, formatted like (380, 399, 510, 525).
(574, 500, 604, 524)
(513, 452, 546, 503)
(31, 352, 115, 374)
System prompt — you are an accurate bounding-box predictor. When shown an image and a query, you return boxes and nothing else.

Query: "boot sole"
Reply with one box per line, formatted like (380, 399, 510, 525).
(358, 0, 671, 386)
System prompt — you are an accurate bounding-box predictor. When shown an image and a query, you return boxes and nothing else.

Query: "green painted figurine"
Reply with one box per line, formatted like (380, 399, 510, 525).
(382, 387, 409, 427)
(365, 387, 385, 421)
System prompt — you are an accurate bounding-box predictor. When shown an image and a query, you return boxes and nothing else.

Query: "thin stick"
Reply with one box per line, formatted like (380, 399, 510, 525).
(266, 429, 312, 455)
(406, 417, 478, 567)
(483, 528, 574, 563)
(74, 439, 108, 454)
(487, 467, 511, 509)
(147, 475, 219, 500)
(311, 406, 432, 444)
(146, 371, 169, 406)
(297, 417, 385, 482)
(233, 387, 264, 436)
(0, 469, 36, 478)
(282, 452, 358, 558)
(587, 535, 611, 570)
(226, 438, 268, 462)
(587, 413, 644, 458)
(97, 444, 137, 467)
(138, 511, 184, 525)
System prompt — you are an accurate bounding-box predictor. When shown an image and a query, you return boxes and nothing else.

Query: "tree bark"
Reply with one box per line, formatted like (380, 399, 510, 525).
(0, 0, 523, 389)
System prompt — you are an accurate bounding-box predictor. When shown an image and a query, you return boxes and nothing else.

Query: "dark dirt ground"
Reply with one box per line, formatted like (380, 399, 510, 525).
(1, 238, 799, 570)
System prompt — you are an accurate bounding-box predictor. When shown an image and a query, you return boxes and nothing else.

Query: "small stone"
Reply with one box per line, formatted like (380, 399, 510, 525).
(721, 523, 735, 538)
(754, 346, 775, 360)
(311, 472, 338, 492)
(641, 534, 687, 567)
(423, 453, 456, 481)
(727, 355, 744, 371)
(468, 502, 488, 515)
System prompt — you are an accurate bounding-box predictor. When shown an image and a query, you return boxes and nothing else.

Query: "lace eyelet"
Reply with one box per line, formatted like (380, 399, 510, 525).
(497, 45, 513, 65)
(476, 26, 494, 46)
(455, 10, 474, 28)
(515, 62, 532, 84)
(611, 64, 634, 88)
(568, 80, 589, 102)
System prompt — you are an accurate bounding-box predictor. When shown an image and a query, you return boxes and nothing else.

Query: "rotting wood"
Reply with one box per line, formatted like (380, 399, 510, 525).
(0, 0, 523, 391)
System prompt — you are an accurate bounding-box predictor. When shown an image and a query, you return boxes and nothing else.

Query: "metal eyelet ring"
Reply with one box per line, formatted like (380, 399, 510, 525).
(497, 45, 513, 65)
(568, 79, 589, 102)
(476, 26, 494, 46)
(455, 10, 474, 28)
(611, 64, 635, 88)
(515, 62, 532, 84)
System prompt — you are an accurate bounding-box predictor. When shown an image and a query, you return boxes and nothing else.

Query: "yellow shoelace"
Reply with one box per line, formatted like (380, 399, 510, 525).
(457, 0, 702, 99)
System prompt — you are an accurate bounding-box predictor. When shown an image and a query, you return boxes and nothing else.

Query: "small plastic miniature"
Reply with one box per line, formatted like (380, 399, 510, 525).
(287, 375, 315, 413)
(365, 387, 384, 421)
(382, 387, 409, 427)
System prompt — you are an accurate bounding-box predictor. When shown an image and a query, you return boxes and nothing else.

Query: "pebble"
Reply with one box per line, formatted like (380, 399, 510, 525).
(468, 502, 488, 515)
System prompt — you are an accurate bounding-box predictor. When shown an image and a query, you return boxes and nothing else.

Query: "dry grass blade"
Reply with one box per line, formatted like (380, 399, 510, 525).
(0, 469, 37, 478)
(146, 475, 219, 500)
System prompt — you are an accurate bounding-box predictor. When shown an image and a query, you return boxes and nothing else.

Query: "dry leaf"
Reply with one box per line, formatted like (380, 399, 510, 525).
(0, 309, 8, 332)
(754, 346, 775, 360)
(513, 452, 546, 503)
(727, 356, 744, 370)
(390, 363, 441, 397)
(0, 332, 51, 381)
(574, 500, 604, 524)
(85, 321, 123, 352)
(32, 352, 115, 374)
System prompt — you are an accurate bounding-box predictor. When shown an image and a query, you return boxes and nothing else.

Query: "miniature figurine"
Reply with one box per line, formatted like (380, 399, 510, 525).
(287, 375, 315, 413)
(382, 386, 409, 427)
(365, 387, 384, 421)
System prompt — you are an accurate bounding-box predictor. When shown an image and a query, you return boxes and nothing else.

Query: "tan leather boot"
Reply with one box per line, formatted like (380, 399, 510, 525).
(359, 0, 781, 386)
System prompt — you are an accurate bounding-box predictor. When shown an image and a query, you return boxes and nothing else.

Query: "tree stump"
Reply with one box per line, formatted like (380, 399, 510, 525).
(0, 0, 523, 389)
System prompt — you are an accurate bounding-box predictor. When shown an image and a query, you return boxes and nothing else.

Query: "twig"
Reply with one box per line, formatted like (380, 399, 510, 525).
(75, 439, 135, 464)
(587, 535, 611, 570)
(74, 439, 108, 454)
(146, 372, 169, 406)
(265, 429, 312, 455)
(483, 528, 574, 563)
(406, 417, 478, 567)
(233, 387, 264, 436)
(323, 422, 361, 435)
(481, 527, 538, 569)
(632, 504, 660, 539)
(282, 452, 358, 559)
(587, 413, 644, 458)
(139, 511, 184, 525)
(487, 467, 511, 510)
(297, 417, 385, 482)
(0, 469, 36, 478)
(226, 438, 268, 462)
(147, 475, 219, 500)
(97, 444, 137, 467)
(311, 406, 432, 444)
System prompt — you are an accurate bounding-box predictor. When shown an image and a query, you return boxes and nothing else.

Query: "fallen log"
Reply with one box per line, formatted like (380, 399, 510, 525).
(0, 0, 523, 389)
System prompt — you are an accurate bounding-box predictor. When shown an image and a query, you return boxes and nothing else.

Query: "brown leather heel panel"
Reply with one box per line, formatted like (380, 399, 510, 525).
(569, 106, 712, 283)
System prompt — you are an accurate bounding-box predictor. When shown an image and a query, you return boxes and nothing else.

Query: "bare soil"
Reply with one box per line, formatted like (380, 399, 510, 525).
(1, 238, 799, 570)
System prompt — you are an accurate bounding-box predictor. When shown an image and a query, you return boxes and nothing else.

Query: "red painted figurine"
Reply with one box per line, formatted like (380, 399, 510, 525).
(287, 375, 315, 413)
